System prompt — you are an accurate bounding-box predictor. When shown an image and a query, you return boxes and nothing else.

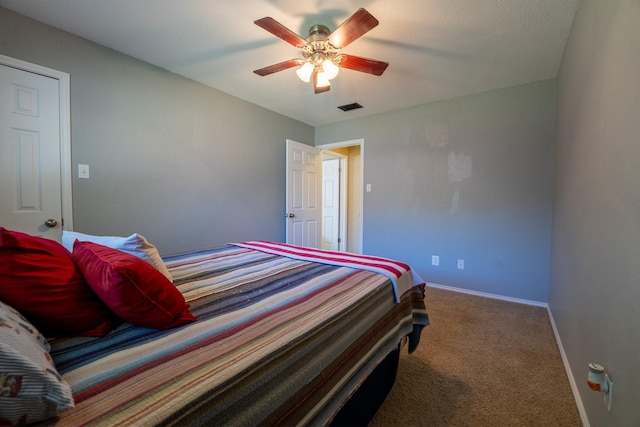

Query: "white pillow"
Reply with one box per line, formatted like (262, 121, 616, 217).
(62, 231, 173, 282)
(0, 300, 74, 424)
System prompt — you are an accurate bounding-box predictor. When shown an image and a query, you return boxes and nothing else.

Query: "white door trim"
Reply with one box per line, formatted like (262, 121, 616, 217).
(316, 138, 364, 253)
(0, 54, 73, 230)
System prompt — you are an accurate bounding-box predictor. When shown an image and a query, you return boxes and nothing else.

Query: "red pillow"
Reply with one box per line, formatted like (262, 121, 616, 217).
(0, 227, 116, 337)
(72, 241, 196, 329)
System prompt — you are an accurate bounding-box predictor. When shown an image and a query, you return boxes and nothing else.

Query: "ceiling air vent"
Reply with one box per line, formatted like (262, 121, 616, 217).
(337, 102, 363, 112)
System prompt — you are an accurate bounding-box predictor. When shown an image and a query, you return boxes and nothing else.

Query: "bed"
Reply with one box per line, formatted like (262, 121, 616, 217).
(0, 228, 429, 426)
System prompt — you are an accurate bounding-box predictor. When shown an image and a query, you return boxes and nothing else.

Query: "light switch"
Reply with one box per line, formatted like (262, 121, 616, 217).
(78, 164, 90, 179)
(366, 184, 372, 192)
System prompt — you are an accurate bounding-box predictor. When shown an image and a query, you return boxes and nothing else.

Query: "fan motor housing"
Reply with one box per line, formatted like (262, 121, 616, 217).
(308, 24, 330, 39)
(302, 24, 338, 60)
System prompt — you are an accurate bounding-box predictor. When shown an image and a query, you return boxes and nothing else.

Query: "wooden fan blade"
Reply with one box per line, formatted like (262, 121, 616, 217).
(338, 54, 389, 76)
(328, 8, 379, 48)
(254, 17, 307, 48)
(313, 71, 331, 94)
(254, 59, 301, 76)
(314, 84, 331, 94)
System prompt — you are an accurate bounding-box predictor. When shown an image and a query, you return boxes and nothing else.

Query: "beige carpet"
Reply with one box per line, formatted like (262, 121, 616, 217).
(369, 287, 581, 426)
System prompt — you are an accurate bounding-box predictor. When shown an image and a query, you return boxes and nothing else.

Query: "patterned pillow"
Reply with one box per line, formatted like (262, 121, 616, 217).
(0, 300, 74, 425)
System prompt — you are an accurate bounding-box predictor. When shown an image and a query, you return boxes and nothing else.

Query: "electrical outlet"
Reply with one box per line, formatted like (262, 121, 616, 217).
(457, 259, 464, 269)
(431, 255, 439, 266)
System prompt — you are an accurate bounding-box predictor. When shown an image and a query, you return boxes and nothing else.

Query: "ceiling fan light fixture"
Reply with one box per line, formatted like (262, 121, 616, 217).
(296, 61, 314, 82)
(315, 71, 331, 88)
(322, 59, 340, 80)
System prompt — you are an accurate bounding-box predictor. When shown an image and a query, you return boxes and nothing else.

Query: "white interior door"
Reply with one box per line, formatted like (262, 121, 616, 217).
(285, 139, 320, 248)
(321, 158, 341, 251)
(0, 63, 64, 240)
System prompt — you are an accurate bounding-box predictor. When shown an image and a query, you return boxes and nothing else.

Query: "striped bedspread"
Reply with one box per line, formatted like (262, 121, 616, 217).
(232, 241, 425, 303)
(49, 244, 429, 426)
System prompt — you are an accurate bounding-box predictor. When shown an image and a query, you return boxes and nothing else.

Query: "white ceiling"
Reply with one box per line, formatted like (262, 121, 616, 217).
(0, 0, 580, 127)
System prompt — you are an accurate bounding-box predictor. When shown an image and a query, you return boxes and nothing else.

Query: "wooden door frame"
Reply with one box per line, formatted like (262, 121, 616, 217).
(0, 54, 73, 230)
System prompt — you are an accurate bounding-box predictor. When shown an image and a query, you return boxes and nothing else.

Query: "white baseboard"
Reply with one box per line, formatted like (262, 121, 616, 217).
(546, 307, 590, 427)
(425, 282, 548, 307)
(425, 282, 589, 426)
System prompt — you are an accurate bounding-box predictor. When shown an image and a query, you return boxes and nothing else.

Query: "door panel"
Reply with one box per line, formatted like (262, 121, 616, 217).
(15, 129, 42, 211)
(286, 140, 320, 248)
(0, 64, 62, 240)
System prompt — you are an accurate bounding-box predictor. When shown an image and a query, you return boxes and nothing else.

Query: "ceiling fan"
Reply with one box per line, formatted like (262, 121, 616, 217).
(253, 8, 389, 94)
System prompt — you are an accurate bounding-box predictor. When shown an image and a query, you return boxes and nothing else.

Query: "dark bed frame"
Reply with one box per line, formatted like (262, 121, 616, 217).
(330, 346, 400, 426)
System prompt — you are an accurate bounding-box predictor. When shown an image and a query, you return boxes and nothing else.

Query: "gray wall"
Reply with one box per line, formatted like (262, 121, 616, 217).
(0, 8, 314, 254)
(5, 4, 638, 422)
(316, 80, 556, 303)
(551, 1, 640, 425)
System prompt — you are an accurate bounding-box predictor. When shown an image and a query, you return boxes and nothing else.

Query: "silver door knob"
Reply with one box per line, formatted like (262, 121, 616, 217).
(285, 213, 295, 218)
(44, 218, 58, 228)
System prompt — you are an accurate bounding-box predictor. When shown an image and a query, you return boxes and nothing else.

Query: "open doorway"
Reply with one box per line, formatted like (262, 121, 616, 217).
(317, 139, 363, 254)
(321, 151, 347, 251)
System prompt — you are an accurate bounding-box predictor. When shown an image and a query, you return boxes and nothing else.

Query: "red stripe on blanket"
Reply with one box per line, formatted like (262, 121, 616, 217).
(236, 241, 408, 279)
(233, 241, 425, 303)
